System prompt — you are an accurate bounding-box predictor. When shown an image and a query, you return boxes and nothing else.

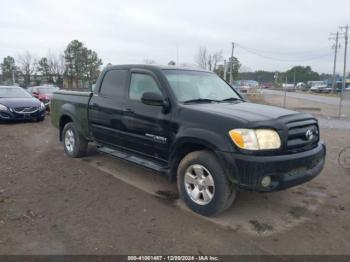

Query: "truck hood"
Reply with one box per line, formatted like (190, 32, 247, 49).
(0, 97, 41, 108)
(184, 102, 299, 122)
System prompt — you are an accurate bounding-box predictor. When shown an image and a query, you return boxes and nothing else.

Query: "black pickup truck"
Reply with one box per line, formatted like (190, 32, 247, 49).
(51, 65, 326, 216)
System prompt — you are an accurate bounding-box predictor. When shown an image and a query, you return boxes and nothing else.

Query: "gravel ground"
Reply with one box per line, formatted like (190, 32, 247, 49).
(0, 116, 349, 255)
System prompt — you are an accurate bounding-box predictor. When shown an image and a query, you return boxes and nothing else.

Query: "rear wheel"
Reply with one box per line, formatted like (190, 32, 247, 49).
(177, 150, 236, 216)
(62, 122, 88, 158)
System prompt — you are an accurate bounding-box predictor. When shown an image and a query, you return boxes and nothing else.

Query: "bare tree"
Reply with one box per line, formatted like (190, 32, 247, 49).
(195, 47, 223, 71)
(47, 51, 65, 87)
(17, 51, 37, 87)
(195, 46, 208, 69)
(48, 51, 65, 75)
(211, 50, 223, 71)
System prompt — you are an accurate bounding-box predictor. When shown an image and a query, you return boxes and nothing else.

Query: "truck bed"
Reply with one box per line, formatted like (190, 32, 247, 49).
(51, 90, 92, 139)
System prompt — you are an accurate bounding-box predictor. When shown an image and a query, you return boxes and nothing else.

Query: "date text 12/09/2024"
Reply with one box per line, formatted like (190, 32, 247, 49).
(127, 256, 219, 261)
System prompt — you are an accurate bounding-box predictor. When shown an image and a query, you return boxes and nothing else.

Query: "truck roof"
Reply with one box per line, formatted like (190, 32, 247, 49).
(104, 64, 212, 73)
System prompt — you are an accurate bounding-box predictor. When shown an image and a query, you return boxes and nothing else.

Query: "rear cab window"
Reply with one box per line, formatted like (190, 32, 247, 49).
(100, 69, 128, 97)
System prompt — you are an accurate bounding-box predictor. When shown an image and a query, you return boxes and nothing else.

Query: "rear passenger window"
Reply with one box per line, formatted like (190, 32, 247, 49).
(100, 70, 128, 97)
(129, 73, 162, 101)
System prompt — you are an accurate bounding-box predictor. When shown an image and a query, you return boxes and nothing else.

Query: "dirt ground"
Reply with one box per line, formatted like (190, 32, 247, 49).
(0, 114, 349, 255)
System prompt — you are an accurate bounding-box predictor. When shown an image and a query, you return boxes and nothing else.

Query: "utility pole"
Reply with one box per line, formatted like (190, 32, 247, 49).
(229, 42, 234, 85)
(176, 43, 179, 66)
(223, 59, 227, 81)
(293, 68, 296, 86)
(339, 25, 349, 117)
(12, 70, 15, 85)
(283, 75, 288, 107)
(231, 42, 234, 58)
(329, 32, 340, 94)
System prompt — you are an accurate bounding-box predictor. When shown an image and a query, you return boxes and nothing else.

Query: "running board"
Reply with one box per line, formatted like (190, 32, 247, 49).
(97, 146, 168, 174)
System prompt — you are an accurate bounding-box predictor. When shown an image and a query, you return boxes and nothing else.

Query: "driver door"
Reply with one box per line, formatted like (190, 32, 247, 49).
(121, 70, 171, 162)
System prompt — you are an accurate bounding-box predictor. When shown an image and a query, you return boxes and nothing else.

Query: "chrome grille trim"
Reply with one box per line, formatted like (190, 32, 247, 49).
(286, 119, 319, 151)
(13, 106, 39, 114)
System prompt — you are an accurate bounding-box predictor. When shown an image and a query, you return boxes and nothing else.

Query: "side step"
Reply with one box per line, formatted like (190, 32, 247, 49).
(97, 146, 169, 174)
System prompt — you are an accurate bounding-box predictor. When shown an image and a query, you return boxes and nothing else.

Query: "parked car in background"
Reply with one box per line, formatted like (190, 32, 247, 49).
(307, 81, 324, 88)
(235, 80, 260, 93)
(330, 82, 350, 93)
(260, 82, 273, 89)
(282, 84, 296, 92)
(295, 82, 308, 91)
(310, 84, 328, 93)
(27, 85, 60, 111)
(0, 86, 46, 121)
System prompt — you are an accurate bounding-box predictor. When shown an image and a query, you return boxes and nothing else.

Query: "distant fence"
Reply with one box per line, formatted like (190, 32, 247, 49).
(259, 90, 350, 119)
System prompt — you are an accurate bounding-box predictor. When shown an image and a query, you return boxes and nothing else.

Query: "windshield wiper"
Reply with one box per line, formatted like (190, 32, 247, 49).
(220, 97, 244, 103)
(183, 98, 220, 104)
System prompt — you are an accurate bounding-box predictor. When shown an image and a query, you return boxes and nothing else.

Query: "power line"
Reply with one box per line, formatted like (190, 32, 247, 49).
(236, 44, 333, 62)
(235, 43, 331, 56)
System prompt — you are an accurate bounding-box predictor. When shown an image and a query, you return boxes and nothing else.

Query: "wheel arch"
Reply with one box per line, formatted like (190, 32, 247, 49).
(59, 114, 74, 141)
(168, 130, 232, 182)
(58, 102, 90, 141)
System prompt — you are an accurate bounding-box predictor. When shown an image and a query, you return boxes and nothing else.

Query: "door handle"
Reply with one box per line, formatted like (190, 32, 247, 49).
(92, 103, 99, 108)
(123, 108, 134, 114)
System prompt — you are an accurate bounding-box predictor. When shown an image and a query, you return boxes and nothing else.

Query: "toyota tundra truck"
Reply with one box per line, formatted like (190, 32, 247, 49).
(51, 65, 326, 216)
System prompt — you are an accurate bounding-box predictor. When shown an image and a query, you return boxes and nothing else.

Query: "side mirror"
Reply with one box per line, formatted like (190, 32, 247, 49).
(141, 92, 165, 106)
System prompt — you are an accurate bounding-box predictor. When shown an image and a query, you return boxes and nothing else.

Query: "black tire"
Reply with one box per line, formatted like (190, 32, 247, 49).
(62, 122, 88, 158)
(177, 150, 236, 216)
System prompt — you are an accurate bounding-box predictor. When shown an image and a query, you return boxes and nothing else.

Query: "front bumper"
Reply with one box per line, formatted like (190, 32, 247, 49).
(218, 141, 326, 192)
(0, 109, 46, 121)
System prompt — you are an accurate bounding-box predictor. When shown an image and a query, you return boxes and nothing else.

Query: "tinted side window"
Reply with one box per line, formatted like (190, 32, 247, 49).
(100, 70, 128, 97)
(129, 73, 162, 101)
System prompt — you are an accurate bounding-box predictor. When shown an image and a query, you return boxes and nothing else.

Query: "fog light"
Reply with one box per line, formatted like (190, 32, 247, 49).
(261, 176, 271, 187)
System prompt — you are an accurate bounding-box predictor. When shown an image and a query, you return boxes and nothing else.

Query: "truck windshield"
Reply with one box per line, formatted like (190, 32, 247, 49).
(163, 70, 241, 103)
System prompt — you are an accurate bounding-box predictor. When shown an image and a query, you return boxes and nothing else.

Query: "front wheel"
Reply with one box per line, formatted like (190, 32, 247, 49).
(62, 122, 88, 158)
(177, 150, 236, 216)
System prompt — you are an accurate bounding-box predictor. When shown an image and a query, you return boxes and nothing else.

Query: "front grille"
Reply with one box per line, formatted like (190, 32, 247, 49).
(286, 118, 319, 152)
(13, 106, 38, 114)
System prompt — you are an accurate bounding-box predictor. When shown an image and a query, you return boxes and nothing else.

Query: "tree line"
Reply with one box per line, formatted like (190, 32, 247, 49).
(192, 47, 331, 84)
(0, 40, 102, 88)
(1, 41, 333, 88)
(239, 66, 333, 84)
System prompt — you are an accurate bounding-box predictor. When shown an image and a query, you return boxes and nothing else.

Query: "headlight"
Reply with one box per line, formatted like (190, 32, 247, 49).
(229, 129, 281, 150)
(40, 102, 45, 109)
(0, 104, 8, 111)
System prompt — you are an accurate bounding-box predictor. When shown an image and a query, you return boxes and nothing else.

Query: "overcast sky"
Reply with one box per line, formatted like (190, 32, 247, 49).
(1, 0, 350, 73)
